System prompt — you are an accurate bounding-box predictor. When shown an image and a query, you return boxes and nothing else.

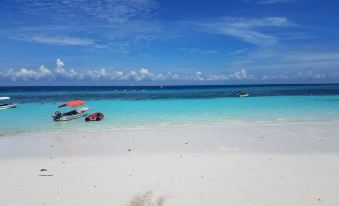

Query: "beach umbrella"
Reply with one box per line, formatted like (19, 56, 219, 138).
(58, 100, 85, 108)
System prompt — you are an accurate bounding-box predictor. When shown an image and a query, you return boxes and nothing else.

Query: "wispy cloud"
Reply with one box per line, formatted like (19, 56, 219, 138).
(180, 48, 219, 54)
(190, 16, 293, 46)
(3, 0, 163, 51)
(257, 0, 296, 4)
(223, 43, 339, 81)
(30, 36, 95, 46)
(227, 48, 249, 56)
(20, 0, 158, 24)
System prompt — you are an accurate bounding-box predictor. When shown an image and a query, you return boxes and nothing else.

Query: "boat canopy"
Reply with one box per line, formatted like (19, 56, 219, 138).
(0, 97, 10, 101)
(58, 100, 85, 108)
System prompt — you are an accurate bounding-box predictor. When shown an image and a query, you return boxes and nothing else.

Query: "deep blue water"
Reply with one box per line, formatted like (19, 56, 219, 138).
(1, 84, 339, 135)
(1, 84, 339, 103)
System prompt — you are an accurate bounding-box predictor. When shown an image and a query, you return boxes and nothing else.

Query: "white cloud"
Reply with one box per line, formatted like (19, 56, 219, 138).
(55, 58, 83, 79)
(225, 45, 339, 76)
(299, 71, 327, 80)
(166, 72, 179, 80)
(262, 73, 289, 80)
(227, 48, 249, 56)
(110, 71, 124, 80)
(37, 65, 52, 78)
(31, 36, 95, 46)
(56, 58, 65, 73)
(22, 0, 158, 24)
(123, 68, 157, 81)
(206, 74, 229, 81)
(262, 70, 328, 81)
(0, 61, 254, 82)
(2, 58, 337, 83)
(195, 69, 252, 81)
(0, 65, 52, 81)
(195, 71, 205, 81)
(228, 68, 249, 80)
(257, 0, 296, 4)
(180, 48, 218, 54)
(86, 68, 108, 80)
(6, 0, 162, 51)
(192, 16, 292, 46)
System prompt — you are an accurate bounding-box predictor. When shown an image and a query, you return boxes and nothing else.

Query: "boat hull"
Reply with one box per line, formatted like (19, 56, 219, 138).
(0, 104, 16, 110)
(53, 107, 89, 121)
(53, 112, 88, 121)
(85, 113, 104, 121)
(238, 94, 249, 97)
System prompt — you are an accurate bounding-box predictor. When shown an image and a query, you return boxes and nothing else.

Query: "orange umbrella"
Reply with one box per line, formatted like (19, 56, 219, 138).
(59, 100, 85, 108)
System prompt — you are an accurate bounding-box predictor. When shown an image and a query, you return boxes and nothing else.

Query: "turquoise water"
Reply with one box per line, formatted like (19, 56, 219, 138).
(1, 85, 339, 135)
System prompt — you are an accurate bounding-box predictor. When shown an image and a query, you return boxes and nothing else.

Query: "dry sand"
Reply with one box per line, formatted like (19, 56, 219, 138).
(1, 122, 339, 206)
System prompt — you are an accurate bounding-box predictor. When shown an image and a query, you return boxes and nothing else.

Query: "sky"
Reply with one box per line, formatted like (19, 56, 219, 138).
(0, 0, 338, 85)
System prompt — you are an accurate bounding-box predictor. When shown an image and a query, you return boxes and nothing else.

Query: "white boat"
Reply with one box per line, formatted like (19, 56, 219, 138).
(53, 107, 89, 121)
(236, 91, 250, 97)
(52, 100, 89, 121)
(0, 97, 16, 110)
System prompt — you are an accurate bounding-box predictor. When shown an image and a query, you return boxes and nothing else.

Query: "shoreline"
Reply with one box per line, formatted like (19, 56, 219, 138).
(2, 119, 339, 137)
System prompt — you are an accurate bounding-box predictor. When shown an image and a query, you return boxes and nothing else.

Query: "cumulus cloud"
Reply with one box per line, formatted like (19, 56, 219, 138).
(87, 68, 108, 80)
(1, 59, 244, 82)
(121, 68, 169, 81)
(193, 69, 253, 81)
(228, 68, 249, 80)
(3, 58, 335, 83)
(0, 65, 52, 81)
(55, 58, 84, 79)
(7, 60, 180, 82)
(195, 71, 205, 81)
(56, 58, 65, 73)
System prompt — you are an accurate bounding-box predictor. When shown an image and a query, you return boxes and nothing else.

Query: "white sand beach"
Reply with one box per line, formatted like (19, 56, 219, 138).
(1, 122, 339, 206)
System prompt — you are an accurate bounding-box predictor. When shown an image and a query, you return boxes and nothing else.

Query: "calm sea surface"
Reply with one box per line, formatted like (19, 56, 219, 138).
(1, 84, 339, 135)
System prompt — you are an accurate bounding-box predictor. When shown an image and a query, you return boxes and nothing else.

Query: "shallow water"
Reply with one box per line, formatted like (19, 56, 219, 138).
(1, 85, 339, 135)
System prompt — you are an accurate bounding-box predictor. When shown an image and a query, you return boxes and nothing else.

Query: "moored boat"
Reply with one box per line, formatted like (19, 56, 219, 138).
(85, 112, 104, 121)
(0, 97, 16, 110)
(236, 91, 250, 97)
(53, 100, 89, 121)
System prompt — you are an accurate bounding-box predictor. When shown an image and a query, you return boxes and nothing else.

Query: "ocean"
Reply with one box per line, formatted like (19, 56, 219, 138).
(1, 84, 339, 135)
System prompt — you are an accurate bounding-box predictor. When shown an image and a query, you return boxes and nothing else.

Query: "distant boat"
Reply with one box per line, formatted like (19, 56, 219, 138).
(53, 100, 89, 121)
(236, 91, 250, 97)
(0, 97, 16, 110)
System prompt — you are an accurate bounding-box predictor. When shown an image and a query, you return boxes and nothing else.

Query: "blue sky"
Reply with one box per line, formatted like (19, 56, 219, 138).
(0, 0, 338, 85)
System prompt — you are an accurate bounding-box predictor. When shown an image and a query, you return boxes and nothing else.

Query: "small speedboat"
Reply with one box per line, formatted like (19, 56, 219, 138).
(85, 112, 104, 121)
(236, 91, 250, 97)
(0, 97, 16, 110)
(53, 100, 89, 121)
